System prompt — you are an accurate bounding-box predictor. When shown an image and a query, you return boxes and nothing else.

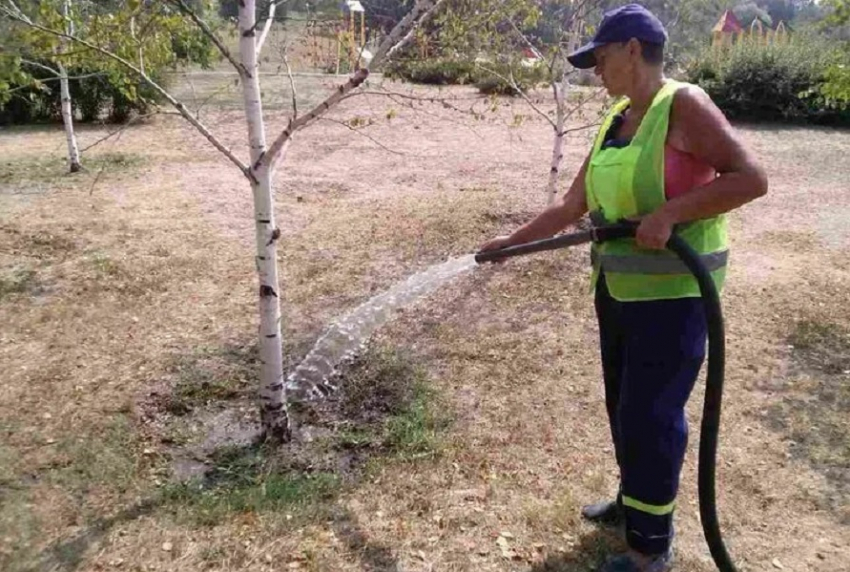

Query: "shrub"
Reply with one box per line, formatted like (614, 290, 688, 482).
(384, 57, 479, 85)
(0, 60, 166, 126)
(474, 61, 550, 96)
(385, 56, 550, 96)
(685, 36, 850, 125)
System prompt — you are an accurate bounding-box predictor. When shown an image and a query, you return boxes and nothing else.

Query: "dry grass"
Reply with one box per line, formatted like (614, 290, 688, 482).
(1, 72, 849, 572)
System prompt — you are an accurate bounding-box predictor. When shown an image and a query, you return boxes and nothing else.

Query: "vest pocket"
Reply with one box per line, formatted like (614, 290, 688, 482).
(588, 145, 642, 219)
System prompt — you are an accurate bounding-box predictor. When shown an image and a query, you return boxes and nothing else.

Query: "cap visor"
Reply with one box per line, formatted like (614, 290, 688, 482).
(567, 42, 600, 69)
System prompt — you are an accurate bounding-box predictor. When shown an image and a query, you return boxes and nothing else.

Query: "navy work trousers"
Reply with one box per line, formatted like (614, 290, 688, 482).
(594, 273, 707, 555)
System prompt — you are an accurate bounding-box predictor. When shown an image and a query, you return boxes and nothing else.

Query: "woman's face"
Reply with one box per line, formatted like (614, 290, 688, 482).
(593, 40, 640, 97)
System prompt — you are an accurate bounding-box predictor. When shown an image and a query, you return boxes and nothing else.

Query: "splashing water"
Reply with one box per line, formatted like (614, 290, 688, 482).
(286, 254, 478, 400)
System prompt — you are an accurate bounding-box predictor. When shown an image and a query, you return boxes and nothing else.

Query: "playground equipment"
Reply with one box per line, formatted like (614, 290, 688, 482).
(306, 0, 369, 73)
(712, 10, 788, 49)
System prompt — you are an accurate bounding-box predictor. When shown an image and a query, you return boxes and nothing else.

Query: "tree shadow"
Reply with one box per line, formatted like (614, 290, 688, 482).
(23, 498, 160, 572)
(24, 494, 403, 572)
(329, 506, 400, 572)
(530, 528, 623, 572)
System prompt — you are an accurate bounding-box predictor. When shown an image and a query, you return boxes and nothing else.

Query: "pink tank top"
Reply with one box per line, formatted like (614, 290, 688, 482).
(664, 144, 716, 199)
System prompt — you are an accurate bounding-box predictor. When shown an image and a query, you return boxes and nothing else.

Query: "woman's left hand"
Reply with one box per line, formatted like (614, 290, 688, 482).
(635, 209, 675, 250)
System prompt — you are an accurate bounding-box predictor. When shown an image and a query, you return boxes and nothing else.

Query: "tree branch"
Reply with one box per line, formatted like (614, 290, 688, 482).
(257, 0, 289, 55)
(341, 88, 486, 140)
(167, 0, 248, 77)
(4, 69, 107, 96)
(1, 8, 254, 180)
(19, 58, 60, 77)
(370, 0, 444, 69)
(318, 117, 405, 156)
(79, 110, 162, 154)
(262, 68, 369, 170)
(508, 19, 544, 60)
(475, 62, 556, 129)
(560, 122, 600, 136)
(283, 53, 297, 119)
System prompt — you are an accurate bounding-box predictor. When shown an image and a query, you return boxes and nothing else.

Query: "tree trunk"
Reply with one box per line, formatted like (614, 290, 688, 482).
(547, 20, 582, 205)
(57, 61, 82, 173)
(60, 0, 81, 173)
(238, 0, 289, 441)
(546, 70, 567, 205)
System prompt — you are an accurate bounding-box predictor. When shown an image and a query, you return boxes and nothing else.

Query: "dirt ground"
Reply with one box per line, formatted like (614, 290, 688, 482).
(1, 75, 849, 572)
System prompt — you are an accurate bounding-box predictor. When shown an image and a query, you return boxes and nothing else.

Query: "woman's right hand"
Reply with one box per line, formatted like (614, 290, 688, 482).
(477, 235, 516, 262)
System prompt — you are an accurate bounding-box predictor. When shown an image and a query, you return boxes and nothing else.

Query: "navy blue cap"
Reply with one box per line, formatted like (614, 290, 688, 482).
(567, 3, 667, 69)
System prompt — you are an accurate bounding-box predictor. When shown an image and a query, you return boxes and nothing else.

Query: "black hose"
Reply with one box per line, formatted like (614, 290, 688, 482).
(475, 223, 737, 572)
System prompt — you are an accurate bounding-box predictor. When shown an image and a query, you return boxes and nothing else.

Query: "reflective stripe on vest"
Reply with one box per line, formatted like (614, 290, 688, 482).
(591, 248, 729, 275)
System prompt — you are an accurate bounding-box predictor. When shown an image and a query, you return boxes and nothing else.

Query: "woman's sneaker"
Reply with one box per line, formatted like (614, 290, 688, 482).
(599, 548, 674, 572)
(581, 499, 624, 527)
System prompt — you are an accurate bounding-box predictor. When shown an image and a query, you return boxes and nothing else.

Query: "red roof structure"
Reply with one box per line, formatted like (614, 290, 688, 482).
(713, 10, 743, 34)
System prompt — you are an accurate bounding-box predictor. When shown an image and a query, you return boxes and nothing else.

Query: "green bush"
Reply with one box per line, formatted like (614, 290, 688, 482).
(385, 57, 550, 96)
(686, 37, 850, 125)
(384, 57, 479, 85)
(0, 60, 165, 125)
(474, 62, 550, 96)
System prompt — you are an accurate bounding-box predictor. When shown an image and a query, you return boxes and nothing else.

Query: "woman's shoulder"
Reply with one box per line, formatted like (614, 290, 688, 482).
(669, 82, 732, 148)
(671, 82, 717, 116)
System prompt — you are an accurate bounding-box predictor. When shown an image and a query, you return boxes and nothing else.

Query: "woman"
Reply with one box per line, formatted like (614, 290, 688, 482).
(479, 4, 767, 572)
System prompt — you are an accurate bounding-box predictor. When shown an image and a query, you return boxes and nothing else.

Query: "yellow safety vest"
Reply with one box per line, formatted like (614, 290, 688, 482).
(586, 80, 729, 302)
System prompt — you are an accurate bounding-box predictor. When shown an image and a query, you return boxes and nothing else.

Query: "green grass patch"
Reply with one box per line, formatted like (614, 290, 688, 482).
(162, 444, 339, 526)
(161, 345, 256, 416)
(0, 152, 143, 184)
(87, 152, 144, 171)
(47, 415, 140, 493)
(158, 345, 449, 526)
(0, 267, 37, 300)
(383, 384, 442, 458)
(335, 345, 448, 459)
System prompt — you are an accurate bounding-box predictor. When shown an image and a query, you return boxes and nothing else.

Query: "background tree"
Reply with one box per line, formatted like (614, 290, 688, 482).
(0, 0, 217, 169)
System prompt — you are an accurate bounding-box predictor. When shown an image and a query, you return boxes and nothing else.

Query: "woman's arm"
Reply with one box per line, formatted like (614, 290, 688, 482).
(636, 86, 768, 249)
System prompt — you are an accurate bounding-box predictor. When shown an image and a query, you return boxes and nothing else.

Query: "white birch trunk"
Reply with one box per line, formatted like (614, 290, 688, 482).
(546, 68, 568, 205)
(238, 0, 289, 441)
(131, 16, 145, 75)
(60, 0, 81, 173)
(546, 20, 582, 206)
(57, 61, 81, 173)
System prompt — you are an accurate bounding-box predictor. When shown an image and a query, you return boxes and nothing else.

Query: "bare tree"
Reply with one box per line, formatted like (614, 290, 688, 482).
(518, 0, 606, 205)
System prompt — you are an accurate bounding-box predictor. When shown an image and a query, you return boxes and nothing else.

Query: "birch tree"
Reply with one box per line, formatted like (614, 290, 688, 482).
(427, 0, 606, 205)
(1, 0, 446, 441)
(1, 0, 82, 171)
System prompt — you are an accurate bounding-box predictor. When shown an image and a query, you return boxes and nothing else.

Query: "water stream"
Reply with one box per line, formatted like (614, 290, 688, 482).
(285, 254, 478, 399)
